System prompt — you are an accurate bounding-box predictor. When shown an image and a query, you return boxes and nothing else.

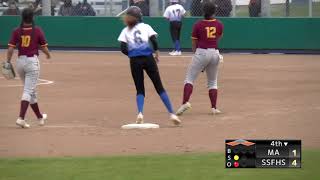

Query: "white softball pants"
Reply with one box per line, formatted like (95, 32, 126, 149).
(16, 56, 40, 104)
(185, 48, 220, 89)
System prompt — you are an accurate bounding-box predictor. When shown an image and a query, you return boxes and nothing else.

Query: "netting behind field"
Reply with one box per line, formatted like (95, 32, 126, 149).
(189, 0, 320, 17)
(0, 0, 318, 17)
(0, 0, 131, 16)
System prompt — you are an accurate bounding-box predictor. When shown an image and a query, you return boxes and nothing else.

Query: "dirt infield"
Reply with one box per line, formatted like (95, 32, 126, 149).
(0, 51, 319, 157)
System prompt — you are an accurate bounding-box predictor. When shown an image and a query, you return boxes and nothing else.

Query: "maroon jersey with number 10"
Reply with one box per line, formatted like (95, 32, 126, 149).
(8, 25, 48, 57)
(191, 19, 223, 49)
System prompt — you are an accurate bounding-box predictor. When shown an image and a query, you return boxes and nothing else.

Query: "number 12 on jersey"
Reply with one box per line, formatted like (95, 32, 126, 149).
(205, 27, 216, 38)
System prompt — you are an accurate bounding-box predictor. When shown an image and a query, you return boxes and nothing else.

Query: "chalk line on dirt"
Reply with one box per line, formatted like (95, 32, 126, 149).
(0, 77, 54, 87)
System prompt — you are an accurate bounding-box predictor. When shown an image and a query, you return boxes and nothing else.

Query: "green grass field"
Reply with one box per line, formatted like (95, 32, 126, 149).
(0, 150, 318, 180)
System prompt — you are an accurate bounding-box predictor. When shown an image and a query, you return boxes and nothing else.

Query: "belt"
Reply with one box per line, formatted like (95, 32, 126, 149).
(198, 48, 217, 50)
(19, 55, 37, 58)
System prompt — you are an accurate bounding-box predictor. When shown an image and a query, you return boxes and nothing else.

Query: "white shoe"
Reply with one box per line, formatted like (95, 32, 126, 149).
(218, 54, 224, 63)
(136, 113, 144, 124)
(169, 50, 177, 56)
(169, 51, 182, 56)
(176, 102, 192, 116)
(39, 114, 47, 126)
(212, 108, 222, 115)
(175, 51, 182, 56)
(16, 118, 30, 128)
(170, 114, 181, 126)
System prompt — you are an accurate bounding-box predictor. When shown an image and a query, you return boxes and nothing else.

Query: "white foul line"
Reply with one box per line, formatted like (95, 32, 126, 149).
(40, 125, 97, 128)
(0, 77, 54, 87)
(0, 125, 97, 128)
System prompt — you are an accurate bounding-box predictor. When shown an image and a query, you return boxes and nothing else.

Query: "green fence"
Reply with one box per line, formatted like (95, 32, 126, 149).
(1, 16, 319, 50)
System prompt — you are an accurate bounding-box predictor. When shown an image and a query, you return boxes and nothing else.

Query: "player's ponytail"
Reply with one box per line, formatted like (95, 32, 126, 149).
(19, 22, 24, 36)
(19, 8, 35, 47)
(31, 19, 35, 42)
(21, 8, 34, 25)
(18, 22, 24, 50)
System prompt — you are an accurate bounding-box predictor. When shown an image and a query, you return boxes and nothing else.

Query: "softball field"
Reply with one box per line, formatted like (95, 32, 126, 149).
(0, 51, 319, 179)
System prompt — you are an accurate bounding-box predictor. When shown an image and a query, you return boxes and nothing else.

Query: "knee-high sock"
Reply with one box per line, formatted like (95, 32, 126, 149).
(136, 94, 144, 114)
(19, 100, 29, 120)
(209, 89, 218, 108)
(182, 83, 193, 104)
(175, 40, 181, 51)
(160, 91, 174, 114)
(30, 103, 43, 119)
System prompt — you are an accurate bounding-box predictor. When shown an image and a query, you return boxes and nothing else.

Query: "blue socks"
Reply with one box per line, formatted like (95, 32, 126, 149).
(136, 94, 144, 113)
(174, 40, 181, 51)
(160, 91, 174, 114)
(136, 92, 173, 114)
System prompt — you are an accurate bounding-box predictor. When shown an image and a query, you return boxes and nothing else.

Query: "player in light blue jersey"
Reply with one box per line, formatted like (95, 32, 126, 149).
(118, 6, 181, 125)
(163, 0, 186, 56)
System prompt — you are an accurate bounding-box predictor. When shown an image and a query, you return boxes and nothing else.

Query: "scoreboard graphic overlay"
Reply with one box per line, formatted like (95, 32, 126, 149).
(225, 139, 301, 168)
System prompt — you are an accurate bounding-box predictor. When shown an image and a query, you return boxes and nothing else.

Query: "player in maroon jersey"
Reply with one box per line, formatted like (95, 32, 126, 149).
(5, 8, 51, 128)
(176, 0, 224, 116)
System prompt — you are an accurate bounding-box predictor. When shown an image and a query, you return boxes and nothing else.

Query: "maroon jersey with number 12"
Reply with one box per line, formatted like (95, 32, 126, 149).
(191, 19, 223, 49)
(8, 25, 48, 57)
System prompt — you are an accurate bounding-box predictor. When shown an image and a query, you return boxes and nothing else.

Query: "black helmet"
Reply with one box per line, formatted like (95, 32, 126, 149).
(126, 6, 143, 21)
(21, 8, 34, 24)
(202, 0, 216, 19)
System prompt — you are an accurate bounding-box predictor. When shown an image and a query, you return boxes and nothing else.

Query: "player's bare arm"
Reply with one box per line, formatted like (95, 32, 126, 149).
(154, 50, 159, 61)
(6, 46, 14, 63)
(41, 46, 51, 59)
(192, 39, 198, 53)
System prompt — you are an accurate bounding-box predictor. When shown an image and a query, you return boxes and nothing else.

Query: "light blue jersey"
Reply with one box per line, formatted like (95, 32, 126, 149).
(118, 23, 157, 58)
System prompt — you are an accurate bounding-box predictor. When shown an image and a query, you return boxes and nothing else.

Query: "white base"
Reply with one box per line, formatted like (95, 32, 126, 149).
(121, 123, 160, 129)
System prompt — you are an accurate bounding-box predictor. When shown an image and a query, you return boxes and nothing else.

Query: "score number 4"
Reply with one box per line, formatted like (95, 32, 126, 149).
(292, 159, 297, 166)
(292, 149, 298, 167)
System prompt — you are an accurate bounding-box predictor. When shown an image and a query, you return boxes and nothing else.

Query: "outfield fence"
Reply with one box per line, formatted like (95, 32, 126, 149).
(0, 0, 319, 17)
(1, 16, 319, 50)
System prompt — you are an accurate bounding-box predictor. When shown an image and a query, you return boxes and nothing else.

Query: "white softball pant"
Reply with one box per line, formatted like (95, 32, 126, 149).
(185, 48, 220, 89)
(16, 55, 40, 104)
